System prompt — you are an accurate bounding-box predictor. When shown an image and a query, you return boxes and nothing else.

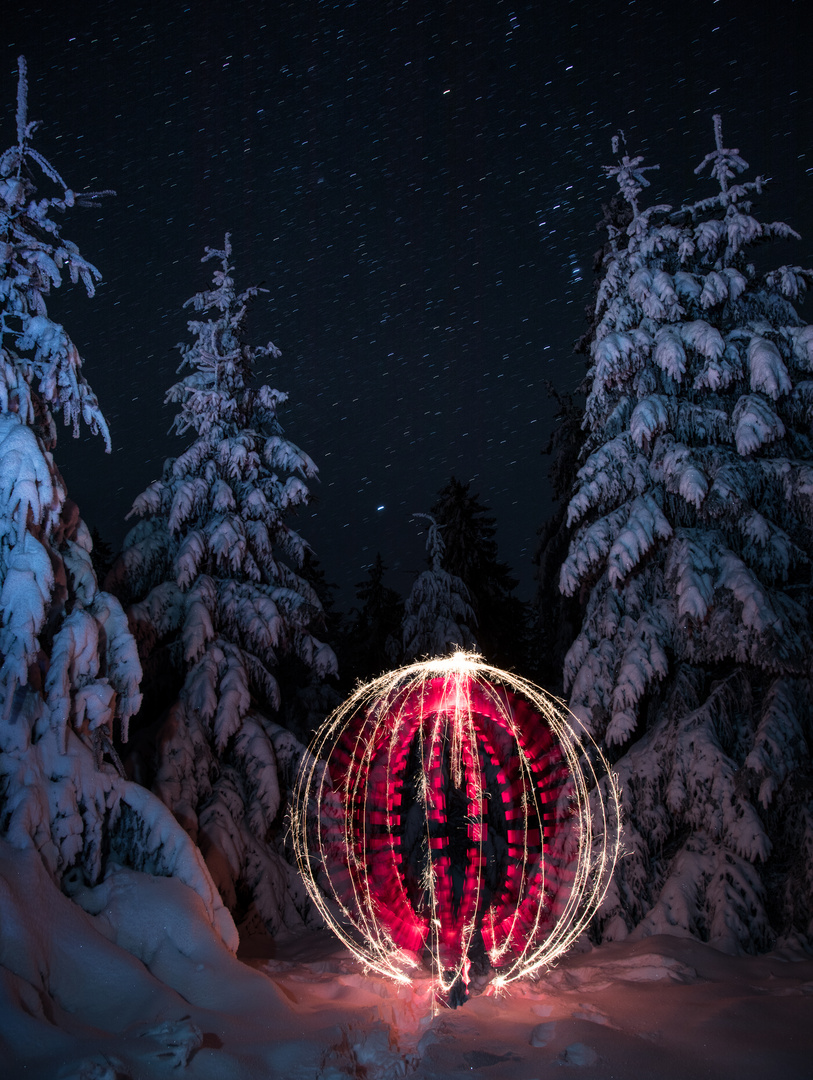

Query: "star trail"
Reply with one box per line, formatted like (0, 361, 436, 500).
(5, 0, 811, 602)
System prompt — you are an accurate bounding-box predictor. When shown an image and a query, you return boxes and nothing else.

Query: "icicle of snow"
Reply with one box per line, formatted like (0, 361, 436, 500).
(0, 418, 57, 543)
(0, 532, 54, 689)
(715, 550, 782, 636)
(567, 637, 619, 729)
(673, 270, 701, 301)
(566, 435, 648, 527)
(593, 329, 651, 386)
(694, 219, 726, 254)
(693, 341, 743, 392)
(212, 646, 251, 752)
(699, 270, 729, 309)
(764, 265, 812, 301)
(728, 213, 767, 253)
(722, 266, 747, 301)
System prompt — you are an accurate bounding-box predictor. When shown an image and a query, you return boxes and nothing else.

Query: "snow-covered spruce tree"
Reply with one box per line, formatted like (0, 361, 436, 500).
(402, 513, 476, 660)
(0, 57, 233, 943)
(560, 119, 813, 951)
(109, 236, 337, 938)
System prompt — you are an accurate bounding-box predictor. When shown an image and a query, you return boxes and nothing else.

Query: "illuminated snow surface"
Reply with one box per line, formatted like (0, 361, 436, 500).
(1, 845, 812, 1079)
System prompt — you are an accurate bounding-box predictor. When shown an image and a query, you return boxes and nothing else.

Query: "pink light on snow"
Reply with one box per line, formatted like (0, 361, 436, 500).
(293, 653, 620, 1004)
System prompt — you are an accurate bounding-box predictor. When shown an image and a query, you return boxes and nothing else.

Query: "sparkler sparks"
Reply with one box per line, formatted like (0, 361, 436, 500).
(292, 652, 621, 1004)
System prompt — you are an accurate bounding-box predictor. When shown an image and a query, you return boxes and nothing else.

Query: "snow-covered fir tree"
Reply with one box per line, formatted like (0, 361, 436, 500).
(0, 58, 232, 941)
(109, 236, 336, 938)
(560, 119, 813, 950)
(402, 513, 476, 660)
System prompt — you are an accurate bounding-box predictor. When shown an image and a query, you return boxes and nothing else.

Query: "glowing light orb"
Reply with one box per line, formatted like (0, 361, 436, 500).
(293, 653, 620, 1001)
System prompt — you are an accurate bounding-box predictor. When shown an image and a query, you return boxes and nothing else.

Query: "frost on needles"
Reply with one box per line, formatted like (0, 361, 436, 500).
(0, 57, 232, 942)
(109, 236, 337, 938)
(560, 118, 813, 951)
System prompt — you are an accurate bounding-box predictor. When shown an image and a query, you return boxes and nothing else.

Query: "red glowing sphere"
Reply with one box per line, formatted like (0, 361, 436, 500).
(294, 655, 619, 998)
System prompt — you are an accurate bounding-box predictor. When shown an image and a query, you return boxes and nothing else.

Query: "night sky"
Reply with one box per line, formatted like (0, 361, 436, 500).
(5, 0, 812, 605)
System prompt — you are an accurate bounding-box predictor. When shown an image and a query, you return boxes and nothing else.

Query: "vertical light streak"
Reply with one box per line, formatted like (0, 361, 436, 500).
(292, 652, 621, 1001)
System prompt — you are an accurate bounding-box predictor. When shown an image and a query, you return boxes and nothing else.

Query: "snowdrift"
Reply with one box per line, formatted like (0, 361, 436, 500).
(2, 839, 812, 1079)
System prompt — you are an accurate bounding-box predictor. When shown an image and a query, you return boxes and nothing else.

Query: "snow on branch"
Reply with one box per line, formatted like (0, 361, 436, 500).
(693, 114, 749, 194)
(604, 132, 660, 215)
(747, 336, 792, 400)
(731, 394, 785, 456)
(607, 492, 672, 588)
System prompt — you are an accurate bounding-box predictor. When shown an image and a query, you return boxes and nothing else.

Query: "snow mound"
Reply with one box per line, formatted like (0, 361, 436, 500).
(571, 1002, 611, 1025)
(0, 841, 316, 1078)
(560, 1041, 599, 1066)
(545, 951, 698, 990)
(4, 848, 813, 1080)
(529, 1021, 557, 1046)
(322, 1022, 417, 1080)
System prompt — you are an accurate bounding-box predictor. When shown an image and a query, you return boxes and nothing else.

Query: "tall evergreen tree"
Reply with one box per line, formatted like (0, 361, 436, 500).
(89, 524, 115, 583)
(432, 477, 528, 669)
(561, 120, 813, 950)
(109, 236, 336, 937)
(402, 513, 476, 660)
(532, 383, 588, 693)
(344, 552, 404, 681)
(0, 58, 230, 936)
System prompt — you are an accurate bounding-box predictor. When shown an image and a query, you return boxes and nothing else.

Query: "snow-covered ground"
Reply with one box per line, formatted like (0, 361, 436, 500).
(2, 841, 811, 1079)
(257, 931, 813, 1080)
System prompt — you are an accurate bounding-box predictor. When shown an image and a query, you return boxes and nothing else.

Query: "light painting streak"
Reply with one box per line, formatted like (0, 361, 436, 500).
(292, 652, 621, 1003)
